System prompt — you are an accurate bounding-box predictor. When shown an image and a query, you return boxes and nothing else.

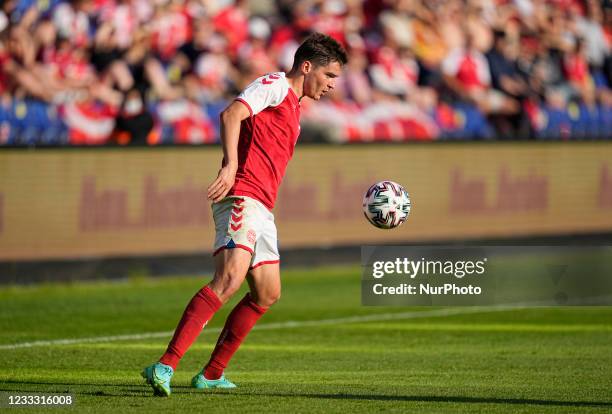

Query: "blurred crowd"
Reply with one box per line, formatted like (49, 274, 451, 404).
(0, 0, 610, 145)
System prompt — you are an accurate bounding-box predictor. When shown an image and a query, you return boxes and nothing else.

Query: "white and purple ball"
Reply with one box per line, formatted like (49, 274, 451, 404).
(363, 180, 411, 229)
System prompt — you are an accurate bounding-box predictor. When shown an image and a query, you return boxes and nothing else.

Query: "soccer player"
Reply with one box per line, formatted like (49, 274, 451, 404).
(142, 32, 347, 396)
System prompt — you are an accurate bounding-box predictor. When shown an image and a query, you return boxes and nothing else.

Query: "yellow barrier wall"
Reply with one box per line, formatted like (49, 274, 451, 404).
(1, 144, 611, 261)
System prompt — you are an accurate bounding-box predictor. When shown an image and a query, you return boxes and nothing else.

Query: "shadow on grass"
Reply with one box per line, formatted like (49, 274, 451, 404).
(0, 380, 138, 388)
(2, 382, 611, 408)
(0, 380, 147, 397)
(225, 391, 612, 408)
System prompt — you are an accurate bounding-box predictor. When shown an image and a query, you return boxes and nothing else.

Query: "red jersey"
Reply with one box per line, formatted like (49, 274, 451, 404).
(441, 48, 491, 91)
(228, 72, 301, 209)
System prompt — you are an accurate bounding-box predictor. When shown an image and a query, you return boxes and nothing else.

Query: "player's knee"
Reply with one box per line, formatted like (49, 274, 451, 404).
(224, 280, 244, 299)
(212, 269, 246, 302)
(257, 290, 281, 307)
(269, 290, 281, 306)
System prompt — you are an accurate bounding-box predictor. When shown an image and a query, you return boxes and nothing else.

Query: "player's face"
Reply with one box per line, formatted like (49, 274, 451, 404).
(304, 61, 342, 100)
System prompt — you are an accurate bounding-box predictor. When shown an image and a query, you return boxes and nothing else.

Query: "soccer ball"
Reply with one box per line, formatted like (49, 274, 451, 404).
(363, 180, 411, 229)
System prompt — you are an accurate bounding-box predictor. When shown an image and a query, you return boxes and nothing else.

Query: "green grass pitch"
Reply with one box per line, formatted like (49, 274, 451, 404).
(0, 266, 611, 413)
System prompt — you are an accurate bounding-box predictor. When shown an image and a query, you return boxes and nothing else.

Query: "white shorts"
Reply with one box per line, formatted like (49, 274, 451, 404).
(212, 196, 279, 269)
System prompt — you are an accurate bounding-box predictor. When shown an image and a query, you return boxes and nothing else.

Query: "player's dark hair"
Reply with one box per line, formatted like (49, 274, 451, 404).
(291, 32, 348, 70)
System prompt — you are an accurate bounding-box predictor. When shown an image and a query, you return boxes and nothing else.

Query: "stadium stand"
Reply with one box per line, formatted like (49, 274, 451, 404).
(0, 0, 610, 145)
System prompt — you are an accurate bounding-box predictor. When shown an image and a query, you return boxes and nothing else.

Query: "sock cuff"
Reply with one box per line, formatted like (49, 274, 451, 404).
(200, 285, 223, 310)
(159, 352, 180, 371)
(244, 293, 268, 315)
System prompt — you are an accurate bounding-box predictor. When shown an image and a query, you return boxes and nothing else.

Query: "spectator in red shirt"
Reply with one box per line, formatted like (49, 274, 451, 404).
(564, 37, 596, 104)
(442, 32, 519, 115)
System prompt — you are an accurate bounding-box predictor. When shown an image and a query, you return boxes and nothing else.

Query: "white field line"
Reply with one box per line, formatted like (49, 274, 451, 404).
(0, 305, 527, 350)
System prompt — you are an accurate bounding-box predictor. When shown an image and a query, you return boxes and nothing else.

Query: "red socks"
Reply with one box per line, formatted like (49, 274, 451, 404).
(159, 288, 267, 377)
(204, 293, 267, 380)
(159, 285, 222, 370)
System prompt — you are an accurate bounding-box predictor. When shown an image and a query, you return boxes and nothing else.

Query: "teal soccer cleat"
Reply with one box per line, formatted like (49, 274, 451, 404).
(141, 362, 174, 396)
(191, 370, 237, 389)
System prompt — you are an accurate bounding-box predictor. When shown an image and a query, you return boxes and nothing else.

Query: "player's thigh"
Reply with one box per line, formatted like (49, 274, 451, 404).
(247, 208, 280, 307)
(212, 197, 261, 256)
(209, 248, 253, 303)
(246, 262, 281, 307)
(250, 206, 279, 269)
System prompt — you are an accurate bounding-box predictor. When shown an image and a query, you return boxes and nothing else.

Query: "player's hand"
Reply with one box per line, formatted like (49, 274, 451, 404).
(207, 163, 237, 202)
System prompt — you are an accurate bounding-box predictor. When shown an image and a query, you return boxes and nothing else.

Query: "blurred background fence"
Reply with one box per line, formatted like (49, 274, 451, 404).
(1, 143, 611, 277)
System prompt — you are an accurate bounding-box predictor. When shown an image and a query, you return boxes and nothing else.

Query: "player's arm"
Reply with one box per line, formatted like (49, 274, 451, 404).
(207, 100, 251, 202)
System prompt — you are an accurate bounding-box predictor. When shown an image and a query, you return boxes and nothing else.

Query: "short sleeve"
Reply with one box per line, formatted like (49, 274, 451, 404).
(235, 73, 289, 116)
